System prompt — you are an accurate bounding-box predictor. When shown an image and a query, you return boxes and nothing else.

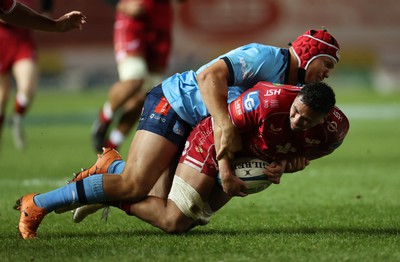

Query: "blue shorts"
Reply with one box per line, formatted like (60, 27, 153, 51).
(137, 85, 192, 149)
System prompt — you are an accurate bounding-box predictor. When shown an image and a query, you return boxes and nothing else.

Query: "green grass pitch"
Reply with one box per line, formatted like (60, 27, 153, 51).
(0, 87, 399, 262)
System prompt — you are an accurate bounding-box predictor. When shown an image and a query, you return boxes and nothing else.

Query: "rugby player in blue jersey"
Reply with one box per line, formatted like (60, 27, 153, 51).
(15, 29, 341, 239)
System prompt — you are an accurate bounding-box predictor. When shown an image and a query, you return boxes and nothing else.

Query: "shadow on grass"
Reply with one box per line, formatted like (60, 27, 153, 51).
(51, 226, 400, 239)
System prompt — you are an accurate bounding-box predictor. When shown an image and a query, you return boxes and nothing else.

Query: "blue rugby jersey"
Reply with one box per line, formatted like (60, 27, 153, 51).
(161, 43, 290, 127)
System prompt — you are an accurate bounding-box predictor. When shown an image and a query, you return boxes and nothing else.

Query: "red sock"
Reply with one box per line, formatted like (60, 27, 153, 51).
(99, 110, 112, 125)
(120, 202, 134, 216)
(14, 99, 27, 115)
(99, 102, 113, 125)
(104, 140, 118, 150)
(107, 201, 133, 216)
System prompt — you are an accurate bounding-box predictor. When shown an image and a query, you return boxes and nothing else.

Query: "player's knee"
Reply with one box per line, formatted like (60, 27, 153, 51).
(161, 213, 192, 234)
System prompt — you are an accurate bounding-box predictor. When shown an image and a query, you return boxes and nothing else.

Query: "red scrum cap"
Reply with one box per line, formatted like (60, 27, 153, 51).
(290, 29, 340, 70)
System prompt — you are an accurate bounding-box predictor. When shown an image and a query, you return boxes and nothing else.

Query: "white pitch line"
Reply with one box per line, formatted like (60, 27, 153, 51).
(0, 178, 68, 187)
(338, 104, 400, 120)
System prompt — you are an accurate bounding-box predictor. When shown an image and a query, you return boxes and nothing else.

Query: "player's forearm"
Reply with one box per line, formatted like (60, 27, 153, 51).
(198, 72, 236, 158)
(197, 64, 230, 128)
(214, 124, 232, 179)
(3, 2, 57, 31)
(214, 124, 247, 196)
(198, 60, 242, 159)
(206, 95, 231, 130)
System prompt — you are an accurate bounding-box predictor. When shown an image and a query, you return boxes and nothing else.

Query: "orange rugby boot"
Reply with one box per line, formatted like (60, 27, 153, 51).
(14, 193, 48, 240)
(70, 147, 122, 183)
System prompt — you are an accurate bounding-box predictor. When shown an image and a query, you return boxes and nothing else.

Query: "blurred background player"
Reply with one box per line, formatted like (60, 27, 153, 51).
(92, 0, 187, 153)
(0, 0, 86, 31)
(0, 0, 86, 150)
(0, 0, 51, 150)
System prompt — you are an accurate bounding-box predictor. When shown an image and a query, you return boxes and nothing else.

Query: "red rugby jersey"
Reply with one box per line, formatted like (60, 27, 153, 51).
(228, 82, 349, 162)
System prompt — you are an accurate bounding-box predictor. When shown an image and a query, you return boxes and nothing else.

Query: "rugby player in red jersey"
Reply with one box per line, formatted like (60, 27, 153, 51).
(91, 0, 187, 153)
(118, 81, 349, 232)
(0, 0, 86, 149)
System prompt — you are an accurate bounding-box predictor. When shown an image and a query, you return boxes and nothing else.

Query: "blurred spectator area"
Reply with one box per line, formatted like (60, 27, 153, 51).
(32, 0, 400, 93)
(32, 0, 115, 89)
(35, 0, 114, 47)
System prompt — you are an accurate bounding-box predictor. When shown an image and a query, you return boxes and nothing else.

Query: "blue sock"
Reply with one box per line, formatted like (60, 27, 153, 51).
(82, 174, 106, 202)
(34, 174, 106, 212)
(108, 160, 125, 174)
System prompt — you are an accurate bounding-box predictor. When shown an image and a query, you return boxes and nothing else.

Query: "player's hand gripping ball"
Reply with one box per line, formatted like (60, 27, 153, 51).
(218, 157, 272, 194)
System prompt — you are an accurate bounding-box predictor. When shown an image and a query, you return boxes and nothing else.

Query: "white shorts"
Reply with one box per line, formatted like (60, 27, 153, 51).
(117, 56, 148, 81)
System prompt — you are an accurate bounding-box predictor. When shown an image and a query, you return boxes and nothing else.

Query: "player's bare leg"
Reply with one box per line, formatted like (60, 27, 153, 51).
(108, 79, 144, 112)
(127, 163, 221, 233)
(128, 196, 192, 233)
(11, 58, 38, 150)
(92, 79, 144, 152)
(104, 72, 163, 150)
(105, 90, 145, 150)
(0, 74, 11, 146)
(73, 148, 175, 223)
(102, 130, 180, 202)
(148, 157, 178, 199)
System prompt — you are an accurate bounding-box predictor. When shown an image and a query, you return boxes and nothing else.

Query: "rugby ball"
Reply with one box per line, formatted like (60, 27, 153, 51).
(217, 157, 272, 194)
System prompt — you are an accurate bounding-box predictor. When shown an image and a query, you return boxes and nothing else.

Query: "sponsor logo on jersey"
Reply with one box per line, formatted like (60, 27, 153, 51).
(263, 100, 269, 109)
(332, 109, 343, 122)
(244, 91, 260, 112)
(150, 113, 166, 123)
(234, 99, 243, 116)
(305, 138, 321, 145)
(195, 146, 203, 153)
(263, 99, 279, 109)
(154, 96, 171, 116)
(326, 120, 338, 133)
(230, 97, 244, 121)
(263, 88, 282, 96)
(239, 57, 254, 80)
(270, 99, 279, 108)
(197, 126, 213, 147)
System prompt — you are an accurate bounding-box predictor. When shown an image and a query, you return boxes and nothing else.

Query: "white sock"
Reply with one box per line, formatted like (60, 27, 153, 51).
(102, 102, 114, 121)
(16, 92, 29, 107)
(109, 129, 125, 146)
